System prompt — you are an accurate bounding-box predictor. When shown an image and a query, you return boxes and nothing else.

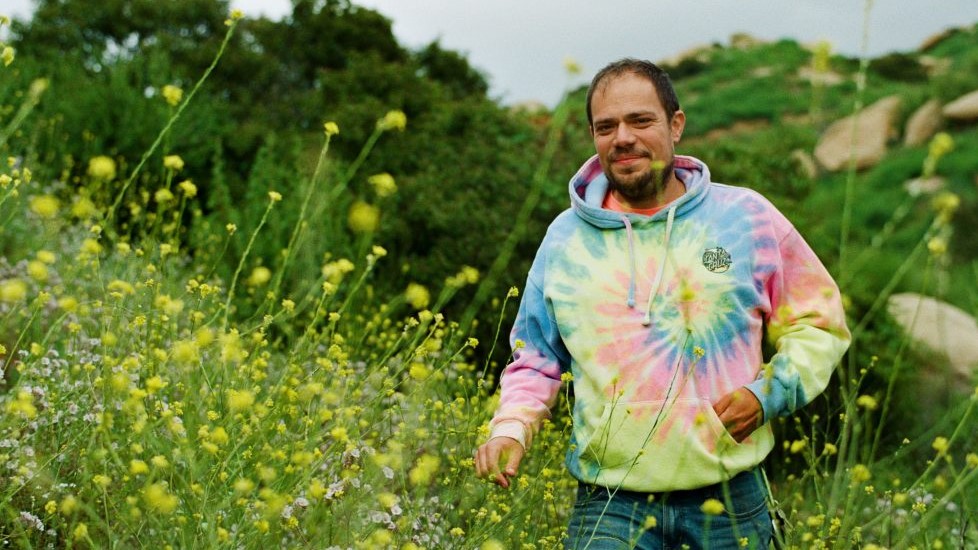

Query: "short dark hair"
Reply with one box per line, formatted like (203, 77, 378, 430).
(586, 58, 681, 127)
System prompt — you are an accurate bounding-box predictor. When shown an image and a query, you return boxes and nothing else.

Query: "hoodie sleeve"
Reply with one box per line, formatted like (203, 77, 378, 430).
(746, 226, 851, 421)
(488, 253, 570, 450)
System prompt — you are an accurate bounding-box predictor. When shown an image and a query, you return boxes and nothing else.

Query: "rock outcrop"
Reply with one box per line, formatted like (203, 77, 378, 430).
(814, 96, 902, 171)
(943, 89, 978, 120)
(903, 99, 943, 147)
(887, 293, 978, 382)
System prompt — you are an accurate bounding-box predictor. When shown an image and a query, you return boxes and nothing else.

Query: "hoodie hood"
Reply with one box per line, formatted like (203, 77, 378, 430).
(568, 154, 713, 324)
(569, 154, 712, 228)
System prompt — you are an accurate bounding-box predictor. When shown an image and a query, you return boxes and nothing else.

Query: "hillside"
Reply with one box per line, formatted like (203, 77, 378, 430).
(0, 5, 976, 546)
(548, 23, 978, 314)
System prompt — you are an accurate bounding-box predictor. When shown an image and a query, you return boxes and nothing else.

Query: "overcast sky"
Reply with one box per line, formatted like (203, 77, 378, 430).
(5, 0, 978, 106)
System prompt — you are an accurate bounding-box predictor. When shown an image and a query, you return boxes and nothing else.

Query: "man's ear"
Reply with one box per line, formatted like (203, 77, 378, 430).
(670, 110, 686, 144)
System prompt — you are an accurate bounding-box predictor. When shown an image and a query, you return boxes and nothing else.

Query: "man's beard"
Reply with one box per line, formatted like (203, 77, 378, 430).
(605, 156, 674, 204)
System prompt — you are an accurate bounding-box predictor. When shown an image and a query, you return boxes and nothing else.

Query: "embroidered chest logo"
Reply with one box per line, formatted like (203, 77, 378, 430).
(702, 247, 732, 273)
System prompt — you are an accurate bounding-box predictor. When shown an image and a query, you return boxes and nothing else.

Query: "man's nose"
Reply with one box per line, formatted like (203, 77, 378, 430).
(613, 123, 636, 146)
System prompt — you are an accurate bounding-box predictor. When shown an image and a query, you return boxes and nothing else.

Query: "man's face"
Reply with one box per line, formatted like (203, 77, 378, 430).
(589, 72, 685, 207)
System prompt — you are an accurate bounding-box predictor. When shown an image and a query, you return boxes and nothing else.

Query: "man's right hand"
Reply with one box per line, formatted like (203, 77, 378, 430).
(474, 437, 525, 489)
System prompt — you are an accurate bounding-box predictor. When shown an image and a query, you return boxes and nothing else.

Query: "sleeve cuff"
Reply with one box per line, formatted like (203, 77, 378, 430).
(745, 379, 775, 423)
(489, 420, 527, 450)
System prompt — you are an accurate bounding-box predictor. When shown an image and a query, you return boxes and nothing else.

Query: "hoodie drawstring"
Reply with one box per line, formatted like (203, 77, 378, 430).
(644, 205, 676, 326)
(622, 205, 676, 326)
(622, 216, 638, 308)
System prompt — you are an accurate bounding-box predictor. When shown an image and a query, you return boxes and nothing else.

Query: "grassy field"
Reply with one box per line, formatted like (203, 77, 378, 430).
(1, 10, 977, 550)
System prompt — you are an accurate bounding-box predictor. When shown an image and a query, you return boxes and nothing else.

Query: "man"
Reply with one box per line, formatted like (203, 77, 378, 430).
(474, 58, 850, 549)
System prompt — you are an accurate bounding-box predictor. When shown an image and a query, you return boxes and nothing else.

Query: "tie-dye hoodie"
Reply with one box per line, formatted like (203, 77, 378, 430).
(489, 154, 850, 493)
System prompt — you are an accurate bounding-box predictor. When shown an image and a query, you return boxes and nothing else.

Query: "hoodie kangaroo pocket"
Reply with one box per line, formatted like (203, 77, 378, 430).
(581, 398, 741, 487)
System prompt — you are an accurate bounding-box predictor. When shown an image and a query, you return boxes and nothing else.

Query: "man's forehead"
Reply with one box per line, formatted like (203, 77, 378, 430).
(592, 77, 663, 116)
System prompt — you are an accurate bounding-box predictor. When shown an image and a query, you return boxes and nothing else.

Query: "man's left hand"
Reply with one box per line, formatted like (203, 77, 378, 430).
(712, 387, 763, 443)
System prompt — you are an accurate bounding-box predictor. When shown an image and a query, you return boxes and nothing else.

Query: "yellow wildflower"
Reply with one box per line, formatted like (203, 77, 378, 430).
(368, 172, 397, 197)
(447, 265, 480, 287)
(145, 375, 167, 394)
(856, 394, 878, 410)
(29, 195, 60, 218)
(92, 474, 111, 489)
(377, 492, 398, 509)
(932, 191, 960, 221)
(0, 279, 27, 303)
(811, 41, 832, 73)
(6, 390, 36, 418)
(323, 121, 340, 136)
(233, 478, 255, 495)
(178, 179, 197, 197)
(154, 188, 175, 204)
(107, 279, 135, 296)
(172, 340, 200, 364)
(227, 389, 256, 413)
(81, 238, 103, 255)
(268, 191, 282, 202)
(408, 454, 440, 486)
(163, 155, 185, 171)
(161, 84, 183, 106)
(73, 523, 88, 541)
(72, 197, 98, 218)
(36, 250, 55, 264)
(409, 363, 430, 381)
(563, 56, 582, 75)
(247, 266, 272, 287)
(143, 482, 178, 514)
(405, 283, 430, 310)
(322, 258, 355, 284)
(60, 495, 78, 515)
(377, 110, 407, 131)
(210, 426, 229, 446)
(928, 132, 954, 160)
(700, 498, 725, 515)
(26, 260, 48, 282)
(87, 155, 117, 180)
(29, 78, 47, 99)
(130, 460, 150, 475)
(348, 201, 379, 233)
(1, 46, 15, 67)
(850, 464, 871, 484)
(932, 436, 949, 456)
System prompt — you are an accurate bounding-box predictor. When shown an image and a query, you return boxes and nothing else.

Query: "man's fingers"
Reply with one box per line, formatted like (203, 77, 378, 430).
(475, 445, 495, 479)
(474, 438, 524, 488)
(495, 472, 510, 488)
(504, 445, 524, 476)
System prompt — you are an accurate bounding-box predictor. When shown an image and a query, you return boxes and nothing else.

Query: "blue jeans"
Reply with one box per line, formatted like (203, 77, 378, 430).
(565, 469, 773, 549)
